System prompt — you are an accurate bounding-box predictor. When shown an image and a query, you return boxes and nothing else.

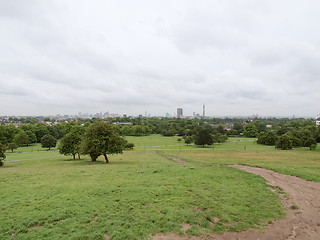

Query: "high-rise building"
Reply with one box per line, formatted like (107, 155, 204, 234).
(203, 105, 205, 117)
(177, 108, 183, 119)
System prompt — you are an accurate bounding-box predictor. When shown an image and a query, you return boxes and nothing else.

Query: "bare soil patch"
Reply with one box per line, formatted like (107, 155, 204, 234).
(152, 165, 320, 240)
(164, 155, 187, 164)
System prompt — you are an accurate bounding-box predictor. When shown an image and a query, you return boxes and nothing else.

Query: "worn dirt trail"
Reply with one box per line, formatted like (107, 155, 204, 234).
(153, 164, 320, 240)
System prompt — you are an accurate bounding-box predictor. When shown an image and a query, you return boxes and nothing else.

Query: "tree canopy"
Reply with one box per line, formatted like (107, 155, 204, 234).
(13, 130, 30, 147)
(0, 142, 6, 166)
(195, 128, 213, 147)
(41, 134, 57, 150)
(59, 132, 82, 160)
(82, 122, 126, 163)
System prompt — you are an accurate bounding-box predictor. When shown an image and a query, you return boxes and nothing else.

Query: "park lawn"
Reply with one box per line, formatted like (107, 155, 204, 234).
(6, 143, 58, 154)
(125, 135, 275, 151)
(164, 147, 320, 182)
(127, 135, 320, 182)
(125, 134, 185, 149)
(0, 146, 284, 239)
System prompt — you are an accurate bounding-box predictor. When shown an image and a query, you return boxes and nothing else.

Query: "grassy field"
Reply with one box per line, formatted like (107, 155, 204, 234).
(127, 135, 320, 182)
(125, 135, 275, 150)
(0, 135, 318, 239)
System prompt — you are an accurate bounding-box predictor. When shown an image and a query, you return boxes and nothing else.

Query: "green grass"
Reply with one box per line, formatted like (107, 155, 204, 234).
(125, 135, 320, 182)
(165, 147, 320, 182)
(0, 138, 287, 239)
(125, 135, 275, 151)
(6, 143, 58, 154)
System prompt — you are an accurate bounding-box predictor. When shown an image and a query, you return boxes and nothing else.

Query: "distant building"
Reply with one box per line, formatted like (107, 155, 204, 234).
(177, 108, 183, 119)
(203, 105, 205, 117)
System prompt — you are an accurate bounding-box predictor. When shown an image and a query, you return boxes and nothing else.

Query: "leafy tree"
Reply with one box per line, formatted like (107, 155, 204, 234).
(132, 125, 144, 136)
(3, 124, 18, 144)
(257, 131, 278, 146)
(253, 120, 266, 133)
(0, 142, 6, 166)
(41, 134, 57, 150)
(217, 125, 226, 134)
(0, 126, 7, 144)
(233, 122, 243, 133)
(275, 133, 293, 150)
(212, 133, 228, 143)
(25, 130, 37, 144)
(304, 137, 317, 149)
(310, 144, 317, 151)
(82, 122, 126, 163)
(7, 142, 18, 152)
(195, 128, 213, 147)
(35, 124, 50, 142)
(14, 130, 30, 147)
(243, 123, 258, 137)
(120, 125, 132, 136)
(124, 142, 135, 150)
(59, 132, 82, 160)
(184, 136, 193, 145)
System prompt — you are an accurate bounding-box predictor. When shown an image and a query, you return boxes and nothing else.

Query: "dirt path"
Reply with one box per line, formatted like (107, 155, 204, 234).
(153, 165, 320, 240)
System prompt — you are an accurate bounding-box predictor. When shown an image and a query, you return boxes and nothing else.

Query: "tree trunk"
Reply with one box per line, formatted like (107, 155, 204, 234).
(73, 154, 75, 160)
(78, 154, 81, 160)
(90, 153, 99, 162)
(103, 153, 109, 163)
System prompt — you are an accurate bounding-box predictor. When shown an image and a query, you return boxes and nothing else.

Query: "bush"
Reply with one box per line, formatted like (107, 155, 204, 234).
(275, 133, 292, 150)
(125, 142, 135, 150)
(0, 142, 6, 166)
(257, 131, 278, 146)
(310, 144, 317, 151)
(41, 134, 57, 150)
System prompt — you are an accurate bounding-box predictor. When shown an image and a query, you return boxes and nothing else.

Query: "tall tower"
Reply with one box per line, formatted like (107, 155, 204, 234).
(177, 108, 183, 119)
(203, 105, 205, 117)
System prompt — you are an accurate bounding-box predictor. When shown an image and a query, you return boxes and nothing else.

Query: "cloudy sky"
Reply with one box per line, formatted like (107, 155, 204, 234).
(1, 0, 320, 117)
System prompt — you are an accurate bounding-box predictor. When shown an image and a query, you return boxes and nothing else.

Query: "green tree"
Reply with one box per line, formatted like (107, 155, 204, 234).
(217, 125, 226, 134)
(7, 142, 18, 152)
(213, 133, 228, 143)
(3, 124, 18, 144)
(59, 132, 82, 160)
(304, 137, 317, 149)
(25, 130, 37, 144)
(310, 143, 317, 151)
(132, 125, 144, 136)
(120, 125, 132, 136)
(257, 131, 278, 146)
(243, 123, 258, 137)
(14, 130, 30, 147)
(195, 128, 213, 147)
(233, 122, 243, 133)
(0, 142, 6, 166)
(275, 133, 293, 150)
(253, 120, 266, 133)
(184, 136, 193, 145)
(41, 134, 57, 150)
(35, 124, 50, 142)
(82, 122, 126, 163)
(124, 142, 135, 150)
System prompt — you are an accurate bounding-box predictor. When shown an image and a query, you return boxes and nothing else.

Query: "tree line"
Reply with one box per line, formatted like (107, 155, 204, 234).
(0, 117, 319, 166)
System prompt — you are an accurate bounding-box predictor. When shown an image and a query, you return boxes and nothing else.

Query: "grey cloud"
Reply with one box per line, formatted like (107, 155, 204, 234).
(1, 0, 320, 116)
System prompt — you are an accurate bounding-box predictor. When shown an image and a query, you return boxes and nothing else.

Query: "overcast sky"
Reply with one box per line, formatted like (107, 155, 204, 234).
(1, 0, 320, 117)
